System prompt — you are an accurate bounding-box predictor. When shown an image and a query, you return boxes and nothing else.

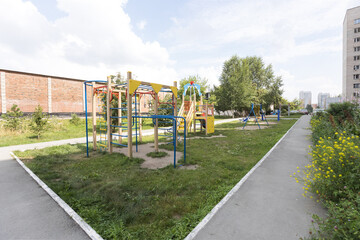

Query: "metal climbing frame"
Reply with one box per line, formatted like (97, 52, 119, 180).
(83, 72, 187, 168)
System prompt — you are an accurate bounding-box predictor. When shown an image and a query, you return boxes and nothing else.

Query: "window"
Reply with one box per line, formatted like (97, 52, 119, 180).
(354, 65, 360, 70)
(354, 92, 360, 97)
(355, 27, 360, 33)
(354, 83, 360, 88)
(355, 46, 360, 52)
(354, 74, 360, 79)
(354, 55, 360, 61)
(355, 18, 360, 24)
(354, 37, 360, 42)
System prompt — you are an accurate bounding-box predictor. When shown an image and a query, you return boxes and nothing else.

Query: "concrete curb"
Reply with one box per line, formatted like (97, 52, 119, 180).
(10, 152, 103, 240)
(184, 118, 300, 240)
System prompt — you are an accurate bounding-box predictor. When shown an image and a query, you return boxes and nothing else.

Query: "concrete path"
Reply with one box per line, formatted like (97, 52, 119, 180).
(0, 117, 238, 239)
(187, 115, 326, 240)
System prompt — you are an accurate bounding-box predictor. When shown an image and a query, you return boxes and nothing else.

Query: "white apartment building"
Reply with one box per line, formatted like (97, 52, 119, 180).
(317, 92, 330, 109)
(299, 91, 312, 108)
(343, 6, 360, 101)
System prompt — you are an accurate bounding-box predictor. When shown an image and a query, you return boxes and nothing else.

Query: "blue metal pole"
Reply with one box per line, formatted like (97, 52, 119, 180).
(278, 109, 280, 121)
(261, 104, 264, 121)
(173, 118, 176, 168)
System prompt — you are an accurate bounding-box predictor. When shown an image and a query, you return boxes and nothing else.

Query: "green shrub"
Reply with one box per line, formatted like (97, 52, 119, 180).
(298, 104, 360, 239)
(2, 104, 23, 131)
(70, 113, 81, 125)
(312, 191, 360, 240)
(302, 133, 360, 202)
(30, 105, 49, 139)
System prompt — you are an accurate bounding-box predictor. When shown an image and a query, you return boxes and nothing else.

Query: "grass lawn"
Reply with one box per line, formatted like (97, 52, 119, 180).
(0, 118, 88, 147)
(0, 117, 155, 147)
(15, 118, 297, 239)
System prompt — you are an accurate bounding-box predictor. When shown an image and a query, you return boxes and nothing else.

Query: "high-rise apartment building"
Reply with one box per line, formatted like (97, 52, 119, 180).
(343, 6, 360, 100)
(317, 92, 330, 109)
(299, 91, 312, 108)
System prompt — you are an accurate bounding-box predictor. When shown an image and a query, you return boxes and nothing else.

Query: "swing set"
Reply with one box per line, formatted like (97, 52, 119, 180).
(242, 103, 269, 129)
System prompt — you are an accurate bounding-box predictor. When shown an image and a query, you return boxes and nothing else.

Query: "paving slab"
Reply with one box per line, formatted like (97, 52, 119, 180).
(188, 115, 326, 240)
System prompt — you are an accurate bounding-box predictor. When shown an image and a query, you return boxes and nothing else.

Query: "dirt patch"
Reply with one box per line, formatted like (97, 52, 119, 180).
(240, 119, 277, 125)
(236, 125, 270, 130)
(183, 134, 226, 140)
(113, 143, 184, 169)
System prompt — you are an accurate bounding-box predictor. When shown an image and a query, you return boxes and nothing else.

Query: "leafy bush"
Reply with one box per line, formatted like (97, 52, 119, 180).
(312, 191, 360, 240)
(30, 105, 49, 139)
(302, 133, 360, 202)
(311, 102, 360, 143)
(296, 102, 360, 239)
(2, 104, 23, 131)
(70, 113, 81, 125)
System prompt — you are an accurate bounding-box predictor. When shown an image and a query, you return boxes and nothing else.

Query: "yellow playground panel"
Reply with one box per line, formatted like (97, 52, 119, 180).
(207, 115, 215, 134)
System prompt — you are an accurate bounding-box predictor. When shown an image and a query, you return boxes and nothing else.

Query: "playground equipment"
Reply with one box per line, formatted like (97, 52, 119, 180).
(83, 72, 186, 168)
(242, 103, 269, 129)
(177, 81, 214, 135)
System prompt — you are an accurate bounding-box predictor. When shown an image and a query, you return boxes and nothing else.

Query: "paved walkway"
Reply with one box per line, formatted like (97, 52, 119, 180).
(0, 118, 239, 239)
(0, 152, 91, 239)
(187, 115, 326, 240)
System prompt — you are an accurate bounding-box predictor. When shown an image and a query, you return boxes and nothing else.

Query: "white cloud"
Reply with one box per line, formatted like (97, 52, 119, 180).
(162, 0, 358, 100)
(277, 69, 341, 103)
(0, 0, 176, 84)
(137, 20, 147, 30)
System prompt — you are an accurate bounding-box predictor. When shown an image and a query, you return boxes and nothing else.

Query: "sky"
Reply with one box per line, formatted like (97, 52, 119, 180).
(0, 0, 359, 104)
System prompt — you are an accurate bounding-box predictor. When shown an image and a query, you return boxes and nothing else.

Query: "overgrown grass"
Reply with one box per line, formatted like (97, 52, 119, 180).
(0, 118, 88, 147)
(15, 119, 297, 239)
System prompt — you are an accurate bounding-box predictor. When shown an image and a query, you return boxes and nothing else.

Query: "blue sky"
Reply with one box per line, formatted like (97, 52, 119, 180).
(0, 0, 359, 103)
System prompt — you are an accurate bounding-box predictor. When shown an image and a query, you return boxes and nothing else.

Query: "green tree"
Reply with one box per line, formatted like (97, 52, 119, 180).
(306, 104, 313, 113)
(30, 105, 49, 139)
(215, 56, 255, 114)
(289, 98, 302, 110)
(2, 104, 23, 131)
(215, 55, 283, 115)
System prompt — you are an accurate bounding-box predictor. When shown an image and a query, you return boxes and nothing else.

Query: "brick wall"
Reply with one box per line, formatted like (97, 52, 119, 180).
(0, 69, 175, 115)
(0, 69, 91, 114)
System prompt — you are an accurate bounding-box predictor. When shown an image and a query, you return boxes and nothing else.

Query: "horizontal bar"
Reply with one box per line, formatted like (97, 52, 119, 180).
(110, 107, 127, 110)
(111, 133, 128, 137)
(110, 116, 128, 119)
(111, 142, 127, 147)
